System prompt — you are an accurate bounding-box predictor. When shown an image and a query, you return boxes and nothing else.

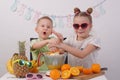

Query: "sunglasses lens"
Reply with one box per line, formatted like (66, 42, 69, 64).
(37, 74, 43, 78)
(26, 73, 33, 78)
(73, 24, 79, 29)
(19, 60, 25, 66)
(81, 23, 88, 29)
(18, 60, 32, 68)
(27, 62, 32, 68)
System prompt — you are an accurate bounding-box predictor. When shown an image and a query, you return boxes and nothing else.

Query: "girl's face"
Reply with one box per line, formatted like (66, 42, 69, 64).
(73, 16, 92, 40)
(35, 19, 53, 39)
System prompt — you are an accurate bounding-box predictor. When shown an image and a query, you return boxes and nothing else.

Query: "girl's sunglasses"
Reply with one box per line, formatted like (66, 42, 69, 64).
(26, 73, 43, 80)
(13, 59, 32, 68)
(73, 23, 88, 29)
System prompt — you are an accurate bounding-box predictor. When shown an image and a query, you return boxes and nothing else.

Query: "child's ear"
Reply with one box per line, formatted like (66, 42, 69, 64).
(35, 26, 38, 33)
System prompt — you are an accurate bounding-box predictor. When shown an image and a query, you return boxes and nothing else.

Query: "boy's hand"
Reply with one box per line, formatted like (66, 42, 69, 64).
(48, 43, 64, 54)
(48, 38, 60, 45)
(48, 38, 60, 52)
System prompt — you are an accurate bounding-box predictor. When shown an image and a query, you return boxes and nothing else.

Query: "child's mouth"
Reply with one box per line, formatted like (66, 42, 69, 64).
(43, 32, 46, 35)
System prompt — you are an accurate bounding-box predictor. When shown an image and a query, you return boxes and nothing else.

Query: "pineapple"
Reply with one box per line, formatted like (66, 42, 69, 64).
(12, 41, 29, 78)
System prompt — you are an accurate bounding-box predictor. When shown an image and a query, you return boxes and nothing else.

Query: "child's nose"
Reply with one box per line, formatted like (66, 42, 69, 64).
(44, 26, 48, 29)
(78, 26, 82, 29)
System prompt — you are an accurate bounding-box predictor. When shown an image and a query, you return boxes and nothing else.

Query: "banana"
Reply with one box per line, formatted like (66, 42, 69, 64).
(6, 59, 14, 74)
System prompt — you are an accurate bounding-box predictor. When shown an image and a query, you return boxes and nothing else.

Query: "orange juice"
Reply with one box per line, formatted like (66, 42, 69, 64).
(47, 65, 61, 70)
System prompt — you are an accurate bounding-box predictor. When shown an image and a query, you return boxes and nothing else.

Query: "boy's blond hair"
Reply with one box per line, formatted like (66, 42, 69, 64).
(37, 16, 53, 25)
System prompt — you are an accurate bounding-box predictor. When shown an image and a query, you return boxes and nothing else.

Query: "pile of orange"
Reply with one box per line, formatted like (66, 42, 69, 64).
(49, 63, 101, 79)
(61, 64, 81, 79)
(50, 64, 80, 79)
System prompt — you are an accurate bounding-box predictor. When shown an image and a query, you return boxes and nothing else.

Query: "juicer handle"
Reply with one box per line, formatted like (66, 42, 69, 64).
(37, 53, 44, 67)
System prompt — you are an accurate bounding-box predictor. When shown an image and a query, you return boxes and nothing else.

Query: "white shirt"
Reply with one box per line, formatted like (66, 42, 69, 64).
(64, 34, 101, 68)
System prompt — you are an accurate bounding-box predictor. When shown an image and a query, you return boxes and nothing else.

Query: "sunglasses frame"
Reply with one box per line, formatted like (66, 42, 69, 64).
(26, 73, 43, 80)
(73, 23, 89, 30)
(12, 59, 32, 68)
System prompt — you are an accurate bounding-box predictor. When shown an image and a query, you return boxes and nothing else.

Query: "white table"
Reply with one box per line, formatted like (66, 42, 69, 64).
(0, 72, 107, 80)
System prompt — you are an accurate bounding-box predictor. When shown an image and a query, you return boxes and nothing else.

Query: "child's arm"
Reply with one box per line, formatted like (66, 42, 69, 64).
(59, 43, 97, 58)
(49, 42, 98, 58)
(52, 29, 63, 41)
(32, 39, 49, 49)
(32, 38, 60, 50)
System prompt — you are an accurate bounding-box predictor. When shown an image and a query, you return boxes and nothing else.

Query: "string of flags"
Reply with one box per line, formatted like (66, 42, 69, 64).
(10, 0, 106, 28)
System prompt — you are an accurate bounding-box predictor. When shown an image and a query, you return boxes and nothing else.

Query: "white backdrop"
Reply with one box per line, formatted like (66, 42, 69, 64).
(0, 0, 120, 80)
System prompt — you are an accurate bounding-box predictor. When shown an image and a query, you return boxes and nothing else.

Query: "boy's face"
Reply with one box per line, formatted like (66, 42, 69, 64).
(35, 18, 53, 39)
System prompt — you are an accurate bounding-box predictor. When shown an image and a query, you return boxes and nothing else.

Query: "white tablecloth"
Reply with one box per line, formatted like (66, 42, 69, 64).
(0, 72, 107, 80)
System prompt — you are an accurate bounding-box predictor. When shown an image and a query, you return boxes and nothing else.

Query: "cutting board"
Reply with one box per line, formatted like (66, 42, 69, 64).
(72, 69, 106, 80)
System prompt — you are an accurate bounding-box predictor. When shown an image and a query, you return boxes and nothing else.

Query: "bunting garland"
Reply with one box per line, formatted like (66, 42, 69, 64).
(10, 0, 106, 28)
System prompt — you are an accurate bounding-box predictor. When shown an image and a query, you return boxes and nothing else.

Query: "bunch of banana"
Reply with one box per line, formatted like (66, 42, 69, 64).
(6, 58, 14, 74)
(6, 53, 18, 74)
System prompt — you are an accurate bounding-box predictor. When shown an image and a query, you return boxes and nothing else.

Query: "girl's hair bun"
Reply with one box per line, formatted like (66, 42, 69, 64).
(74, 7, 81, 15)
(86, 8, 93, 15)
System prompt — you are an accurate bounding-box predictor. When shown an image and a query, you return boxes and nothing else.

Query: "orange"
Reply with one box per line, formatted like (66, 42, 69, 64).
(70, 67, 80, 76)
(76, 66, 83, 72)
(92, 63, 101, 73)
(61, 70, 71, 79)
(61, 64, 71, 71)
(83, 68, 92, 75)
(50, 69, 61, 80)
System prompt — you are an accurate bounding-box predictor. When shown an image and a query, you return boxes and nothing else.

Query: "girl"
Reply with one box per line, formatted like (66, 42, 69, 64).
(50, 8, 101, 68)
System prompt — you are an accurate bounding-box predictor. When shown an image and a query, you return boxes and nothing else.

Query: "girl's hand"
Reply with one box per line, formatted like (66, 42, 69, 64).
(52, 30, 63, 41)
(55, 32, 63, 41)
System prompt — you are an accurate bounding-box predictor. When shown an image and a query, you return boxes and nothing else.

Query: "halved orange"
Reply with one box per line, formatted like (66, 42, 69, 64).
(61, 70, 71, 79)
(50, 69, 60, 80)
(70, 67, 80, 76)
